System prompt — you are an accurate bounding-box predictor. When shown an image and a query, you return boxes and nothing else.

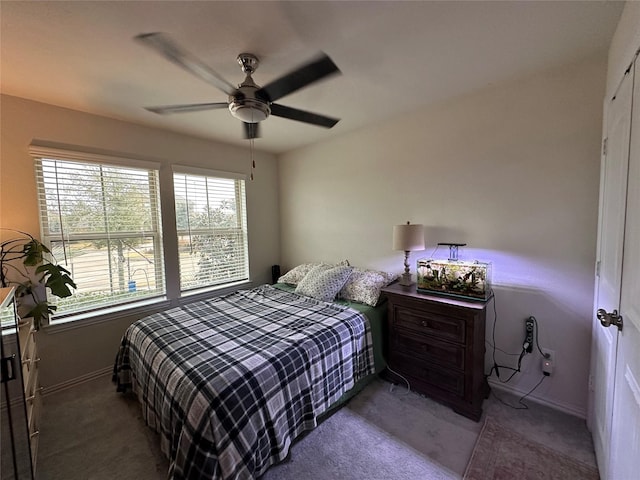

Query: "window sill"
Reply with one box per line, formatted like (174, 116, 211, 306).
(44, 297, 171, 334)
(42, 280, 255, 334)
(180, 280, 253, 301)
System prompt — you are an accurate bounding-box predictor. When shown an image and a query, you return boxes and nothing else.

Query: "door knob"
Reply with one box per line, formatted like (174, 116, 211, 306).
(597, 308, 623, 331)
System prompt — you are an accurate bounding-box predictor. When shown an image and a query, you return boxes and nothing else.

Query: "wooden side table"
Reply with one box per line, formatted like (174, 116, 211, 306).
(381, 282, 490, 421)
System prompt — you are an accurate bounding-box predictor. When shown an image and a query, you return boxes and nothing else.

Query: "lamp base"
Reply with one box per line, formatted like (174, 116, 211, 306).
(398, 272, 413, 287)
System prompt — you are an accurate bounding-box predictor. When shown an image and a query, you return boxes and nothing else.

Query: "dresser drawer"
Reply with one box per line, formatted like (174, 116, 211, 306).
(25, 362, 40, 410)
(28, 386, 41, 472)
(391, 330, 465, 370)
(21, 330, 38, 383)
(393, 304, 466, 344)
(391, 351, 465, 397)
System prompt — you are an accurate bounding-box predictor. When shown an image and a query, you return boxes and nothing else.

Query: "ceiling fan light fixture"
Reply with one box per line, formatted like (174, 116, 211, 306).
(228, 98, 270, 123)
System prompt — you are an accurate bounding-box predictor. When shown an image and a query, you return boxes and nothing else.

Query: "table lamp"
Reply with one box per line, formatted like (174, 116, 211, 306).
(393, 221, 425, 286)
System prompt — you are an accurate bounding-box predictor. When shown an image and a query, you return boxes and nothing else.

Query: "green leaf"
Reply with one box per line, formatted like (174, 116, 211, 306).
(1, 232, 76, 328)
(22, 239, 50, 266)
(26, 301, 55, 330)
(35, 263, 77, 298)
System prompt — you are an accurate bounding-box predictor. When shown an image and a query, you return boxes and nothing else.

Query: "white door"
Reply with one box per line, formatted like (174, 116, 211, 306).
(608, 58, 640, 480)
(589, 66, 632, 479)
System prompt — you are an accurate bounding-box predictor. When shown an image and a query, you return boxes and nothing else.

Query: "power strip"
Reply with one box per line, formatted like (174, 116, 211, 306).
(523, 317, 534, 353)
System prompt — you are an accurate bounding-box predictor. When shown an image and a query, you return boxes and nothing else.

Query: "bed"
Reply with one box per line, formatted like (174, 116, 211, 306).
(113, 282, 387, 480)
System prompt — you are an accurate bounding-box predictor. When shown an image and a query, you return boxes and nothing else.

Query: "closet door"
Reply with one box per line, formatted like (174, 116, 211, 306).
(590, 64, 631, 480)
(591, 52, 640, 479)
(607, 56, 640, 480)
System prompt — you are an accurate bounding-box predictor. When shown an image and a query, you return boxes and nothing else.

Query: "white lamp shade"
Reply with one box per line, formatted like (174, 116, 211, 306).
(393, 223, 425, 251)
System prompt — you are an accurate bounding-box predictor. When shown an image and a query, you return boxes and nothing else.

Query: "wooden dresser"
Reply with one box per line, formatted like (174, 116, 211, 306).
(19, 316, 42, 471)
(1, 287, 41, 479)
(381, 282, 490, 421)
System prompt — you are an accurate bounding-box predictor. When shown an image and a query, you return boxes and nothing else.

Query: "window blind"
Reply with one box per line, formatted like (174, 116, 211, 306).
(34, 157, 165, 318)
(173, 170, 249, 291)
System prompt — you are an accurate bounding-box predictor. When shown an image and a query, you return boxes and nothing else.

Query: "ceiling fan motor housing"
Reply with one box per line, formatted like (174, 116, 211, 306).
(229, 85, 270, 123)
(229, 56, 270, 123)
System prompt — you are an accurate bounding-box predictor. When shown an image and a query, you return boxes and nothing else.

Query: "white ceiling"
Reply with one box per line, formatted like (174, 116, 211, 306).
(0, 1, 624, 154)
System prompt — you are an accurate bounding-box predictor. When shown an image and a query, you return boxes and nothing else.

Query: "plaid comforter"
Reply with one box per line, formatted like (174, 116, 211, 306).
(114, 284, 374, 480)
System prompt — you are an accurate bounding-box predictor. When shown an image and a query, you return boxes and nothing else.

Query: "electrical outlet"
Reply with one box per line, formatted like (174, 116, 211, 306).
(541, 348, 554, 359)
(523, 317, 534, 353)
(541, 348, 555, 376)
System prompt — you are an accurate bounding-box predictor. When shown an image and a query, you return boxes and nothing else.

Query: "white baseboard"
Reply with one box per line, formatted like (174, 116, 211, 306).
(42, 366, 113, 396)
(488, 378, 587, 419)
(40, 368, 587, 418)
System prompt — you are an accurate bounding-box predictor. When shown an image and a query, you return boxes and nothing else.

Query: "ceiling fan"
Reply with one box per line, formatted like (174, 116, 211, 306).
(136, 32, 341, 139)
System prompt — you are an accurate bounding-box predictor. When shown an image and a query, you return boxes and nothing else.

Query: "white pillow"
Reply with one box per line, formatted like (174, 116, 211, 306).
(380, 270, 399, 284)
(295, 265, 353, 302)
(339, 268, 398, 306)
(277, 260, 350, 286)
(278, 263, 325, 285)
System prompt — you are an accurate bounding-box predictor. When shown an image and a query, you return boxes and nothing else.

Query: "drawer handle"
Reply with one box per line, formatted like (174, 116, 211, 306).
(34, 357, 41, 364)
(30, 430, 39, 439)
(421, 320, 427, 327)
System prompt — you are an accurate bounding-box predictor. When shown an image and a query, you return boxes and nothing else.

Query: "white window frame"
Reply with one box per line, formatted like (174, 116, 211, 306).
(28, 143, 252, 330)
(172, 165, 250, 294)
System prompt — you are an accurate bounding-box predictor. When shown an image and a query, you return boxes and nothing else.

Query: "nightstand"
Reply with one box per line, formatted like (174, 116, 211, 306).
(381, 282, 490, 421)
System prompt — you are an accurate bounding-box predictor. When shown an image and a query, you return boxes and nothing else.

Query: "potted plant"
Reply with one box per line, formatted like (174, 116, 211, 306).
(0, 229, 76, 330)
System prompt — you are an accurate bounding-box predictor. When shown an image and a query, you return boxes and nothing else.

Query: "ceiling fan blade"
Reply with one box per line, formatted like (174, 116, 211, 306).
(243, 122, 261, 139)
(270, 103, 339, 128)
(145, 102, 229, 115)
(256, 53, 340, 102)
(135, 32, 237, 96)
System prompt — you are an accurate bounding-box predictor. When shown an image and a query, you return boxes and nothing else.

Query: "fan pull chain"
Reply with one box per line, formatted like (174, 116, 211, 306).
(250, 137, 255, 181)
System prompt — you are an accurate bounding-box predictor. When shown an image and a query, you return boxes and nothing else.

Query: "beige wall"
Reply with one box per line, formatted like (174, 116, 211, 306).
(278, 55, 607, 416)
(0, 95, 280, 388)
(0, 50, 611, 414)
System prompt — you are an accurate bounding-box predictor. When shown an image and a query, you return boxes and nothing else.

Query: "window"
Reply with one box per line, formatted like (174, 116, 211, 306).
(33, 149, 165, 318)
(29, 145, 251, 324)
(173, 167, 249, 292)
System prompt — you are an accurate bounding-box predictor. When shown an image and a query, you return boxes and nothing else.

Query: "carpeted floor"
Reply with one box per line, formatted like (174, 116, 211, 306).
(35, 376, 598, 480)
(464, 418, 599, 480)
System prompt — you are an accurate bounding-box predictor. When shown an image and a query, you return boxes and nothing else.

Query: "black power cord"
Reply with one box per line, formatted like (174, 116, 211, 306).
(485, 292, 527, 382)
(492, 375, 547, 410)
(484, 297, 549, 409)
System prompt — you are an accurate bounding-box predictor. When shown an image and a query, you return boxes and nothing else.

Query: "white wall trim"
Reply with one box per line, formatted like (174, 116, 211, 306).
(29, 357, 589, 419)
(43, 281, 253, 335)
(42, 366, 112, 396)
(0, 395, 24, 412)
(29, 140, 162, 170)
(488, 378, 587, 419)
(624, 365, 640, 408)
